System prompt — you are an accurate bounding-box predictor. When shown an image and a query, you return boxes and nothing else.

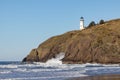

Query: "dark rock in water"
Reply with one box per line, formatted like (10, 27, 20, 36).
(22, 19, 120, 64)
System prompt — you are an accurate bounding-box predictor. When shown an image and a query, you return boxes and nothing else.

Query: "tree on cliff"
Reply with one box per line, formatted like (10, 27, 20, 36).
(88, 21, 96, 27)
(99, 19, 105, 24)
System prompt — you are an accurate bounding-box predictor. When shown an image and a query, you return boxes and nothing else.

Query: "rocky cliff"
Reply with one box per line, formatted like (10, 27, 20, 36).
(23, 19, 120, 64)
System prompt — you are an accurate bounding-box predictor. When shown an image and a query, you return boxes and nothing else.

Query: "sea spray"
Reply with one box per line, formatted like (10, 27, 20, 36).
(46, 52, 65, 67)
(55, 52, 65, 60)
(33, 52, 65, 67)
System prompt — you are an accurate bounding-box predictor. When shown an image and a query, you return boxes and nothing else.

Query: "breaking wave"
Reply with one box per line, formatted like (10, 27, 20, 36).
(0, 53, 120, 80)
(0, 65, 18, 69)
(34, 52, 65, 68)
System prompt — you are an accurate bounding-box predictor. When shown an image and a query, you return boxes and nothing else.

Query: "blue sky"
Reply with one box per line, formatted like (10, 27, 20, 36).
(0, 0, 120, 61)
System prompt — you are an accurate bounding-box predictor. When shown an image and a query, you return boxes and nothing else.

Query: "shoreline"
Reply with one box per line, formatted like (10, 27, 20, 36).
(68, 74, 120, 80)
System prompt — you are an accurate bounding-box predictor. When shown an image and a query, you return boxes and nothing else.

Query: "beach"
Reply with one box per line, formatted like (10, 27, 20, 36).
(69, 74, 120, 80)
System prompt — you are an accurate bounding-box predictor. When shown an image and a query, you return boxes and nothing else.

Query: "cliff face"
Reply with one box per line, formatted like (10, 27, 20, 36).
(23, 19, 120, 64)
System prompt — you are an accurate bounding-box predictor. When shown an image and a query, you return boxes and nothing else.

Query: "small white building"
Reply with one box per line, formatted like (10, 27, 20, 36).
(80, 17, 84, 30)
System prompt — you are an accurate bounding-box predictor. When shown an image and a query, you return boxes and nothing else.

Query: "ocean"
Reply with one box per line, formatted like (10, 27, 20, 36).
(0, 61, 120, 80)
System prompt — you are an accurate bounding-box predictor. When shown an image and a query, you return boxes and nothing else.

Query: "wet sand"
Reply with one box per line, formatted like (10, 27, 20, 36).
(68, 74, 120, 80)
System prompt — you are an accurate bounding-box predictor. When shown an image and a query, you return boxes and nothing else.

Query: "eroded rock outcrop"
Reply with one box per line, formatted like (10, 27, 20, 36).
(23, 19, 120, 64)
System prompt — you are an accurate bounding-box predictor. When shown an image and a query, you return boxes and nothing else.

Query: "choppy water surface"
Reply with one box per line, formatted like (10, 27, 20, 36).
(0, 53, 120, 80)
(0, 61, 120, 80)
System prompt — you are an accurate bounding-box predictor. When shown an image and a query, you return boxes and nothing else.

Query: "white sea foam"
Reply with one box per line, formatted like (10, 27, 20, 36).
(46, 52, 65, 66)
(34, 52, 65, 68)
(30, 68, 63, 72)
(15, 68, 27, 72)
(0, 65, 18, 69)
(0, 61, 120, 80)
(0, 71, 11, 74)
(0, 55, 119, 80)
(102, 64, 120, 67)
(1, 73, 87, 80)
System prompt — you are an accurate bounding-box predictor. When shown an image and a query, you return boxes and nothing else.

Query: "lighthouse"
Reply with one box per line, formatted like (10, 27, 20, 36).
(80, 17, 84, 30)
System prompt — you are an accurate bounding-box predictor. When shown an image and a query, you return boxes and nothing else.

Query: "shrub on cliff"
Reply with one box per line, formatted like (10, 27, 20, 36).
(99, 19, 105, 24)
(88, 21, 96, 27)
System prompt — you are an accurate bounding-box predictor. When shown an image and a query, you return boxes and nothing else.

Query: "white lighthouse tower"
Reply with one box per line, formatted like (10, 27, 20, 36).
(80, 17, 84, 30)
